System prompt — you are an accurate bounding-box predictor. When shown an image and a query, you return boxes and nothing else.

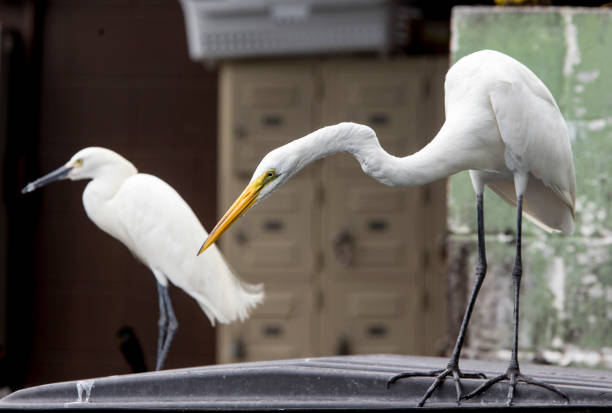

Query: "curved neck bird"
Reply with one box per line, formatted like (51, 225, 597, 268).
(23, 147, 264, 371)
(199, 50, 575, 406)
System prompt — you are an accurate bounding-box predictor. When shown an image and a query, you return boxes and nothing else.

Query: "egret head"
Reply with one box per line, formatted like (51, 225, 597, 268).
(198, 143, 302, 255)
(250, 145, 302, 201)
(21, 147, 137, 193)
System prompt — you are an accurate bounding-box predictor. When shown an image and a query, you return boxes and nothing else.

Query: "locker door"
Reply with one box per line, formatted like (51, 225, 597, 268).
(216, 281, 318, 362)
(229, 63, 316, 175)
(323, 172, 423, 281)
(322, 281, 420, 356)
(220, 173, 318, 281)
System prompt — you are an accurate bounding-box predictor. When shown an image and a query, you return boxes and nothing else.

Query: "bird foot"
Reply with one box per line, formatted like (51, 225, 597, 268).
(460, 366, 569, 406)
(387, 364, 487, 407)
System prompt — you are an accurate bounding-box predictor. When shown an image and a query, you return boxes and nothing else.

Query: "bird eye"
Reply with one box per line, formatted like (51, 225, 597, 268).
(75, 158, 83, 167)
(262, 169, 277, 183)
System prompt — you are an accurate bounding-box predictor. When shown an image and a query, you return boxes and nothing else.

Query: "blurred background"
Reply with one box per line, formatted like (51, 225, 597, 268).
(0, 0, 609, 393)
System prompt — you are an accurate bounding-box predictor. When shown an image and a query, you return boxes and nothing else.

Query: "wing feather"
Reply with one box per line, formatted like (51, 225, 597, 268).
(489, 70, 576, 233)
(110, 174, 263, 324)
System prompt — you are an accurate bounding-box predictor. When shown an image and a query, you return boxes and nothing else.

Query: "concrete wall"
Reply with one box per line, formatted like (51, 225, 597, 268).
(450, 6, 611, 369)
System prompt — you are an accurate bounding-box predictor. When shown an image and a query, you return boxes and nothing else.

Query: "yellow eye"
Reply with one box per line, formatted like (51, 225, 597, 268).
(75, 158, 83, 167)
(263, 169, 277, 184)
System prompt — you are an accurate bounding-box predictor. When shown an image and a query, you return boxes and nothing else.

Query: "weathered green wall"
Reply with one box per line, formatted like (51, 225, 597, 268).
(450, 7, 611, 369)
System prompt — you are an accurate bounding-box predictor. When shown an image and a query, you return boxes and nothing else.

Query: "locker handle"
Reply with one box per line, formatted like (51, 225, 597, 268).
(367, 324, 388, 338)
(263, 219, 284, 232)
(262, 324, 283, 337)
(368, 219, 388, 232)
(332, 229, 354, 267)
(368, 113, 389, 126)
(261, 114, 284, 127)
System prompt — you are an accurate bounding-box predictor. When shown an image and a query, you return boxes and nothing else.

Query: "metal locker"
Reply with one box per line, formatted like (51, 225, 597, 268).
(227, 62, 316, 175)
(216, 57, 449, 363)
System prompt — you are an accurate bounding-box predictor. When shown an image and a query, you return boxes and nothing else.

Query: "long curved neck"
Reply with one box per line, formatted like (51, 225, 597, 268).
(292, 122, 463, 187)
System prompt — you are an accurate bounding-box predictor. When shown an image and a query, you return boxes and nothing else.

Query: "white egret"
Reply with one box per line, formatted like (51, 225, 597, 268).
(22, 147, 264, 371)
(199, 50, 575, 406)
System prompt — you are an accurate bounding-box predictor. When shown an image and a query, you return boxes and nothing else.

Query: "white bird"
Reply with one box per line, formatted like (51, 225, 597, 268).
(22, 147, 264, 371)
(198, 50, 575, 406)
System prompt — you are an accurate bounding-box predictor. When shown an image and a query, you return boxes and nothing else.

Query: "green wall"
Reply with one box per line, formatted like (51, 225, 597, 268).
(450, 6, 611, 369)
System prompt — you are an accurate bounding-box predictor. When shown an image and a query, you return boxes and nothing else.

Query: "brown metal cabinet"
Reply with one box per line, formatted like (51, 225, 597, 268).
(217, 57, 448, 363)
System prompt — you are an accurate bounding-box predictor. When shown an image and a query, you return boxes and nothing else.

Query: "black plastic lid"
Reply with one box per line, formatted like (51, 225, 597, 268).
(1, 354, 610, 410)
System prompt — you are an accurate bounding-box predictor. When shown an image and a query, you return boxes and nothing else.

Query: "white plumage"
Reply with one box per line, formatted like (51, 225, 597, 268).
(94, 171, 261, 325)
(200, 53, 575, 243)
(199, 50, 575, 406)
(22, 147, 264, 370)
(447, 50, 575, 233)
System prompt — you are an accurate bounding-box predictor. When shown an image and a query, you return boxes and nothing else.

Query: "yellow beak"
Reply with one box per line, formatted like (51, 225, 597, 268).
(198, 178, 264, 255)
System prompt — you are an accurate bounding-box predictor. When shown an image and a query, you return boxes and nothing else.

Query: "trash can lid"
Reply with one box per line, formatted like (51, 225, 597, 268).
(1, 354, 611, 410)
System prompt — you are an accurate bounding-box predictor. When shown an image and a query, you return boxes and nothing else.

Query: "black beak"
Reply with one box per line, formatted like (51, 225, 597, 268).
(21, 165, 73, 194)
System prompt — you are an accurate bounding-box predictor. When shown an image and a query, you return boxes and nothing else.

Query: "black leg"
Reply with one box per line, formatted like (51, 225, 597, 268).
(461, 195, 569, 406)
(388, 193, 487, 406)
(156, 282, 168, 370)
(510, 193, 523, 372)
(449, 192, 488, 366)
(155, 282, 179, 371)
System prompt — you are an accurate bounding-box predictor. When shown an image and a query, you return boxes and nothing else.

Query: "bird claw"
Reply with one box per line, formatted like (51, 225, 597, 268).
(386, 368, 443, 389)
(387, 366, 487, 407)
(460, 368, 569, 406)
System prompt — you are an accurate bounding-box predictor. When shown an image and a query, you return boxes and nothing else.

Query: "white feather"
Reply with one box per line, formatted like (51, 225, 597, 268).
(247, 50, 576, 235)
(70, 148, 264, 326)
(450, 50, 575, 233)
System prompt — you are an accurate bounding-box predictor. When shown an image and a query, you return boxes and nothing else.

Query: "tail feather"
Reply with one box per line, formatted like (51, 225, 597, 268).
(184, 245, 264, 327)
(189, 278, 264, 327)
(224, 278, 265, 324)
(488, 175, 574, 234)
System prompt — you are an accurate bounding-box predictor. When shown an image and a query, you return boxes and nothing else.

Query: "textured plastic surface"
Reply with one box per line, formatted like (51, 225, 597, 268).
(178, 0, 394, 62)
(1, 355, 611, 410)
